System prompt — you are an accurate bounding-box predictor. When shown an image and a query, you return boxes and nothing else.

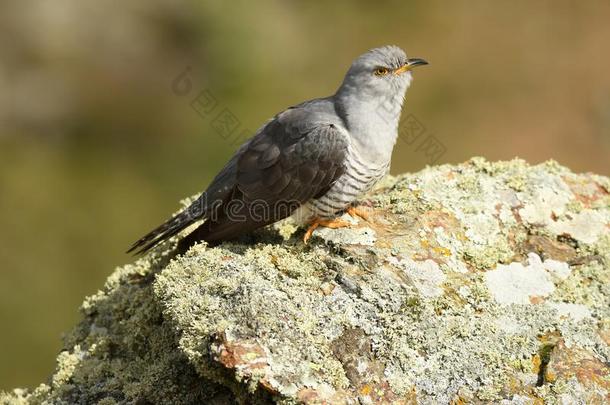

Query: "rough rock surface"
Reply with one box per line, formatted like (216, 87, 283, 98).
(2, 158, 609, 404)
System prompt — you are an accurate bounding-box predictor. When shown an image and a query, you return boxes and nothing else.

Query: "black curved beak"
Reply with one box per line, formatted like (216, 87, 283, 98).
(394, 58, 429, 75)
(407, 58, 429, 68)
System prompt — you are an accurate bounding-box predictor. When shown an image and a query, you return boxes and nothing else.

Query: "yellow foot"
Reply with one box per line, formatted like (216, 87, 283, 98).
(303, 217, 352, 244)
(346, 206, 370, 222)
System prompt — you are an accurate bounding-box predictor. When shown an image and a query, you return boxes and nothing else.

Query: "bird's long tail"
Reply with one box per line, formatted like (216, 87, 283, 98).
(127, 208, 200, 255)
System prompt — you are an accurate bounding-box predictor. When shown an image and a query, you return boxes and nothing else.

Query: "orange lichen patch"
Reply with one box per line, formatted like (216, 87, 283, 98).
(563, 175, 610, 208)
(420, 210, 461, 232)
(408, 210, 464, 263)
(433, 246, 452, 257)
(359, 384, 373, 396)
(422, 210, 468, 244)
(545, 370, 557, 384)
(449, 396, 467, 405)
(532, 354, 542, 374)
(411, 250, 438, 264)
(546, 339, 609, 396)
(375, 240, 394, 249)
(296, 388, 322, 404)
(406, 387, 418, 403)
(356, 381, 407, 404)
(319, 281, 335, 295)
(529, 295, 545, 304)
(214, 337, 268, 372)
(574, 359, 608, 387)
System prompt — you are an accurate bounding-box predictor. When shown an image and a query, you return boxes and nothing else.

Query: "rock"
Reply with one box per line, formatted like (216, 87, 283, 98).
(2, 158, 609, 404)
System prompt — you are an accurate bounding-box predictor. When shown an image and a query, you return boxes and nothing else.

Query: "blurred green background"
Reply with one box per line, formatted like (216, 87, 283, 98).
(1, 0, 609, 390)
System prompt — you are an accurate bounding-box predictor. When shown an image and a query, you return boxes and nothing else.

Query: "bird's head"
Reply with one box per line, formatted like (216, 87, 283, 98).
(337, 45, 427, 102)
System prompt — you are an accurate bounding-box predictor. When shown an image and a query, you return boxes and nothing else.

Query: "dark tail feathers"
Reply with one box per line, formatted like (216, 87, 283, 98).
(127, 209, 198, 255)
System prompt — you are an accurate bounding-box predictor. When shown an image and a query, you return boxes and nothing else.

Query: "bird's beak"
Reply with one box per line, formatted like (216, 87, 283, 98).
(394, 58, 429, 75)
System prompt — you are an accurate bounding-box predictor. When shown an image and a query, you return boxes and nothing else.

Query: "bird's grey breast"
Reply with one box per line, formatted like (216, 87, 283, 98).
(307, 140, 389, 219)
(292, 95, 399, 220)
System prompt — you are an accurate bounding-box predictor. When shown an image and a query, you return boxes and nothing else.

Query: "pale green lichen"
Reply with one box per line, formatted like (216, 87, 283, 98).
(2, 158, 608, 404)
(1, 255, 234, 405)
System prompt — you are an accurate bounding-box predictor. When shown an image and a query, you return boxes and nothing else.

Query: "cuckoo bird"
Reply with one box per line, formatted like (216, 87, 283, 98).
(128, 45, 427, 254)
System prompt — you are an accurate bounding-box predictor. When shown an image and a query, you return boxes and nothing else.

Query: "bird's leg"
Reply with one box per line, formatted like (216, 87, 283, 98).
(303, 217, 352, 243)
(346, 205, 370, 222)
(303, 221, 320, 243)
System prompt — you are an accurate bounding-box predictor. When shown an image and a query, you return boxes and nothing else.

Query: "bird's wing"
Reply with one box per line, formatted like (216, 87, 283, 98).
(237, 107, 349, 205)
(187, 106, 350, 243)
(128, 104, 349, 253)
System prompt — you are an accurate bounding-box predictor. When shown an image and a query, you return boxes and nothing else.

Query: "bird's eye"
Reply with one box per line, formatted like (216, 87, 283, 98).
(374, 67, 389, 76)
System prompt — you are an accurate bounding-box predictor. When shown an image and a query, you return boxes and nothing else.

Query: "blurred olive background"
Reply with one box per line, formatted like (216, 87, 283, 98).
(1, 0, 609, 390)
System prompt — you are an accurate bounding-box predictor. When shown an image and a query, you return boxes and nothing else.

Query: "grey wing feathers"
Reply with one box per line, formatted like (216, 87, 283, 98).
(126, 165, 237, 255)
(237, 108, 348, 203)
(126, 209, 193, 254)
(185, 107, 348, 243)
(128, 103, 349, 253)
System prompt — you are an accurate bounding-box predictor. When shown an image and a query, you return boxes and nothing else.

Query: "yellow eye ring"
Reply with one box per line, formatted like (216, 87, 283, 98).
(374, 67, 390, 76)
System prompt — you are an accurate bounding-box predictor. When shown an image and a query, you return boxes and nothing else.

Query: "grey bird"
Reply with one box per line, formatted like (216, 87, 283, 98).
(128, 45, 427, 254)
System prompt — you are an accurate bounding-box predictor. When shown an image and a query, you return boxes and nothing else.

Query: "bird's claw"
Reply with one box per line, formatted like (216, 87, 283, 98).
(303, 217, 352, 243)
(346, 206, 371, 222)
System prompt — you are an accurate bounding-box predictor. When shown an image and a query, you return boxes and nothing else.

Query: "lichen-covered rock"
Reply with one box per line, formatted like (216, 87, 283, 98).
(1, 257, 237, 405)
(2, 158, 609, 404)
